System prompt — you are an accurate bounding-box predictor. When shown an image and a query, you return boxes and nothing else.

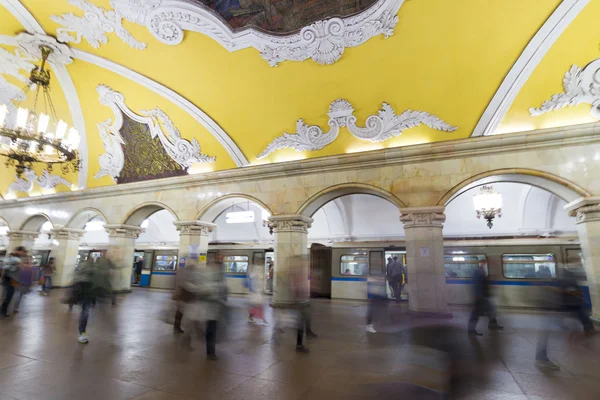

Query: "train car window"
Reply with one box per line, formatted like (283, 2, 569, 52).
(565, 249, 587, 280)
(153, 254, 178, 271)
(502, 254, 556, 279)
(444, 255, 487, 278)
(224, 255, 249, 274)
(341, 253, 368, 276)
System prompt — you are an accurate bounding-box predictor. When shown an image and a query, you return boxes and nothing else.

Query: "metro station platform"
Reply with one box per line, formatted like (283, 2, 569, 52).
(0, 289, 598, 400)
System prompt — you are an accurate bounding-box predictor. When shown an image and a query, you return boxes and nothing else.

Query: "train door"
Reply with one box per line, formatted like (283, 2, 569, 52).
(131, 251, 145, 286)
(31, 250, 51, 282)
(150, 250, 178, 289)
(384, 249, 407, 301)
(367, 250, 386, 300)
(310, 243, 332, 298)
(264, 251, 274, 294)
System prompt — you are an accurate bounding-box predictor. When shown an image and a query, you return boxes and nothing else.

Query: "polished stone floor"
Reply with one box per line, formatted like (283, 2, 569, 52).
(0, 288, 598, 400)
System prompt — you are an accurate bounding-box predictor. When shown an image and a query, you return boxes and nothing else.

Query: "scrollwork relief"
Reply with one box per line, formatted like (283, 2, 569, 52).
(530, 58, 600, 119)
(95, 84, 215, 183)
(258, 99, 457, 159)
(8, 169, 73, 194)
(268, 217, 313, 234)
(51, 0, 404, 66)
(400, 212, 446, 228)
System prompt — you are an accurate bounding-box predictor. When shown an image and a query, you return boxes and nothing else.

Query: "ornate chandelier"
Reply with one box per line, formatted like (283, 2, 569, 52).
(473, 185, 502, 229)
(0, 45, 80, 176)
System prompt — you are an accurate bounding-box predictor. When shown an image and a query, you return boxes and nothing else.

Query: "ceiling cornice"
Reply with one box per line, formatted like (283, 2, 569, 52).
(471, 0, 589, 137)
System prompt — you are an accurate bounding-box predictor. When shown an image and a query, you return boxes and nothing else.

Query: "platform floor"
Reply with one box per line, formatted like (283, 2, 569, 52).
(0, 289, 598, 400)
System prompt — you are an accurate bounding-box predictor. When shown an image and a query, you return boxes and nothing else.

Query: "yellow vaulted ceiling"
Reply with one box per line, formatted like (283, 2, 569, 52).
(0, 0, 597, 198)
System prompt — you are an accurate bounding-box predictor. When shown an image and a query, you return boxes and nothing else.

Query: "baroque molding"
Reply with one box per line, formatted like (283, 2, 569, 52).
(50, 227, 85, 240)
(472, 0, 588, 136)
(268, 215, 313, 234)
(173, 220, 215, 236)
(0, 47, 34, 116)
(258, 99, 457, 158)
(96, 84, 216, 182)
(6, 230, 39, 241)
(15, 33, 74, 65)
(8, 169, 73, 194)
(104, 224, 145, 239)
(400, 207, 446, 229)
(51, 0, 404, 66)
(566, 197, 600, 224)
(530, 58, 600, 119)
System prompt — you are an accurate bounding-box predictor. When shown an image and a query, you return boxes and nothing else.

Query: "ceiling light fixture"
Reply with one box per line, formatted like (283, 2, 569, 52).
(0, 45, 80, 176)
(473, 185, 502, 229)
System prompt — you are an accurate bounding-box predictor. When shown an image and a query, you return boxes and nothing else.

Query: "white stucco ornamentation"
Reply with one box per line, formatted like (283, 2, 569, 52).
(8, 169, 73, 194)
(51, 0, 147, 50)
(530, 59, 600, 119)
(0, 47, 34, 111)
(51, 0, 404, 66)
(95, 84, 215, 182)
(15, 33, 74, 65)
(258, 99, 457, 158)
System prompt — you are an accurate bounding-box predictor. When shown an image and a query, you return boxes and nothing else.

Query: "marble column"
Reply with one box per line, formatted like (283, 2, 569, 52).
(399, 206, 450, 316)
(566, 197, 600, 320)
(6, 231, 39, 253)
(104, 224, 144, 293)
(173, 221, 215, 268)
(268, 215, 313, 308)
(49, 228, 85, 287)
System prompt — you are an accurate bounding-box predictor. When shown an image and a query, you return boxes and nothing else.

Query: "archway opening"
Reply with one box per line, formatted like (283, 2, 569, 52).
(0, 218, 9, 252)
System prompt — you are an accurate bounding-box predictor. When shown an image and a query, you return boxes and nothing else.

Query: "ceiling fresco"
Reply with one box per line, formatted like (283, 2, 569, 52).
(196, 0, 378, 33)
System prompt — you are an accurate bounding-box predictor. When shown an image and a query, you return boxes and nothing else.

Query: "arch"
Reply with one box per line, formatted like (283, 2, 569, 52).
(66, 208, 109, 229)
(437, 168, 591, 206)
(122, 202, 180, 226)
(196, 193, 273, 222)
(19, 214, 52, 231)
(0, 217, 10, 230)
(297, 183, 407, 218)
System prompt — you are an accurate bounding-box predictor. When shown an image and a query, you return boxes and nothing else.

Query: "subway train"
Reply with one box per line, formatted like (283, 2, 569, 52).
(44, 239, 591, 310)
(315, 241, 590, 309)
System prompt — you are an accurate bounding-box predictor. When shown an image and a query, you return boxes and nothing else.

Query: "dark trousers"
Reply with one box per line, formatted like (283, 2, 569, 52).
(367, 300, 387, 325)
(1, 282, 15, 316)
(174, 309, 183, 329)
(390, 279, 403, 301)
(79, 297, 92, 334)
(206, 320, 218, 356)
(468, 297, 498, 331)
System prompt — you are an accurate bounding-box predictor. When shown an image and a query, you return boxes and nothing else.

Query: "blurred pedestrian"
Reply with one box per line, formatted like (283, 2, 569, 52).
(12, 252, 33, 313)
(289, 256, 316, 353)
(266, 258, 274, 293)
(468, 262, 503, 336)
(366, 262, 388, 333)
(40, 257, 56, 295)
(248, 265, 268, 325)
(1, 247, 27, 317)
(134, 257, 143, 284)
(180, 259, 227, 360)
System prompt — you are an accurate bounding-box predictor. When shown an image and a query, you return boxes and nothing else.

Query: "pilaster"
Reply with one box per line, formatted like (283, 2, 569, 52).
(104, 224, 145, 292)
(49, 228, 85, 287)
(566, 197, 600, 320)
(399, 206, 450, 316)
(268, 215, 313, 308)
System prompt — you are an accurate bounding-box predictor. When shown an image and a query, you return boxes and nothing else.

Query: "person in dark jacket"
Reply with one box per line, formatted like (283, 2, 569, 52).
(1, 247, 27, 317)
(468, 262, 503, 336)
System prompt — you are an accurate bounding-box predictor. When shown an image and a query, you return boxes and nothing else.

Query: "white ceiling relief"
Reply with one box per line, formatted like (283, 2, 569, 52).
(51, 0, 404, 66)
(8, 169, 72, 194)
(530, 58, 600, 119)
(0, 47, 34, 117)
(95, 84, 216, 182)
(258, 99, 457, 159)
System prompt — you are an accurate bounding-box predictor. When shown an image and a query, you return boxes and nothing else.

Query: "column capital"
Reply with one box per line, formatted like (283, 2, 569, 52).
(50, 227, 86, 241)
(104, 224, 145, 239)
(173, 220, 216, 236)
(6, 230, 39, 241)
(400, 206, 446, 229)
(268, 215, 313, 234)
(565, 196, 600, 224)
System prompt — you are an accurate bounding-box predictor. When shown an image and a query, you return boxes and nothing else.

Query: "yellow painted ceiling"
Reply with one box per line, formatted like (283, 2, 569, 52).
(1, 0, 597, 199)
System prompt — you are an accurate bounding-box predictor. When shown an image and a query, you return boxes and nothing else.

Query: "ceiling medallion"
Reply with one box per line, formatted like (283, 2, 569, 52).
(0, 45, 80, 177)
(51, 0, 404, 66)
(258, 99, 457, 159)
(530, 58, 600, 119)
